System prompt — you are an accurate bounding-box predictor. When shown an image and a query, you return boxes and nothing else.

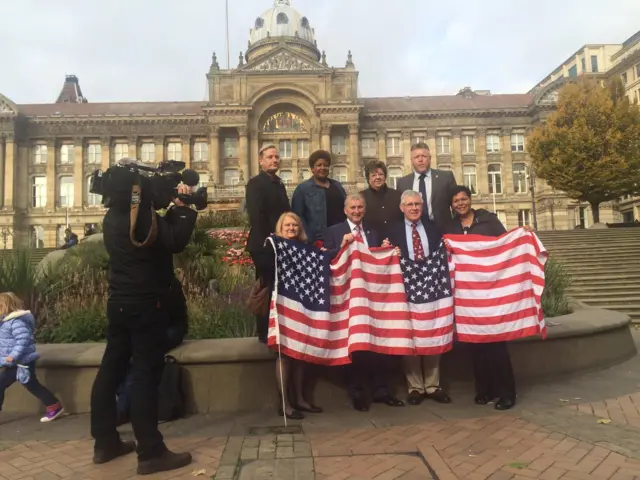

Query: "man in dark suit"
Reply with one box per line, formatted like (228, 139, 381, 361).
(245, 144, 290, 343)
(324, 194, 404, 412)
(396, 142, 457, 229)
(388, 190, 452, 406)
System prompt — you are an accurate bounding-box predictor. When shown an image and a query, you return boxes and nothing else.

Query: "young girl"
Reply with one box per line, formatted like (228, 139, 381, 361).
(0, 292, 63, 422)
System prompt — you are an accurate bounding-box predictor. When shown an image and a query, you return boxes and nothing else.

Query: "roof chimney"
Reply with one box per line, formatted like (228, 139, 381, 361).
(56, 75, 88, 104)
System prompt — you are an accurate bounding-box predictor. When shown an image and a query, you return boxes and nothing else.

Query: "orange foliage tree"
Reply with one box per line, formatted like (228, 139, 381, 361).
(528, 78, 640, 224)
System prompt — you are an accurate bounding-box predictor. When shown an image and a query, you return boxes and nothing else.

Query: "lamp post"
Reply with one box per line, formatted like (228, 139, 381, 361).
(529, 168, 538, 230)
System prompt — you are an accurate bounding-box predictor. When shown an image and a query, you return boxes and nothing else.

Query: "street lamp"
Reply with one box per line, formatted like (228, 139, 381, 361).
(529, 168, 538, 230)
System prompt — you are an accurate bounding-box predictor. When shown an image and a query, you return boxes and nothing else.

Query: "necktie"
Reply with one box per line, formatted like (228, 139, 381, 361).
(418, 173, 430, 220)
(354, 225, 364, 243)
(412, 222, 425, 260)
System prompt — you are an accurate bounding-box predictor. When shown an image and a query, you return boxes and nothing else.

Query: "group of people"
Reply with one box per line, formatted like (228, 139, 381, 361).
(246, 142, 521, 420)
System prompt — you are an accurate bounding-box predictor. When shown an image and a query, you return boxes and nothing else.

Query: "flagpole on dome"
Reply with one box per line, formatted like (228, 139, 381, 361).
(225, 0, 230, 69)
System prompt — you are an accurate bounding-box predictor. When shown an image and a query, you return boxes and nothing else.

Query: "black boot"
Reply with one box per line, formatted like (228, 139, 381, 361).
(93, 440, 136, 465)
(137, 449, 192, 476)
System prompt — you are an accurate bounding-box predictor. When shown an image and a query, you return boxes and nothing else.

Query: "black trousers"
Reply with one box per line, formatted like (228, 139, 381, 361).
(0, 362, 59, 410)
(470, 342, 516, 400)
(90, 299, 169, 460)
(345, 352, 391, 401)
(250, 248, 275, 344)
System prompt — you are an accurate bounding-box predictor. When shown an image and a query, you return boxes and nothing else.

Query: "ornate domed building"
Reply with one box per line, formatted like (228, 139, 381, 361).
(0, 0, 634, 248)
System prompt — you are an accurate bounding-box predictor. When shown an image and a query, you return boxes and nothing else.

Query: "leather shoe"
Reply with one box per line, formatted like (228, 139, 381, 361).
(426, 389, 452, 404)
(278, 408, 305, 420)
(137, 449, 192, 476)
(407, 390, 424, 406)
(352, 397, 370, 412)
(374, 395, 405, 407)
(495, 397, 515, 411)
(474, 395, 491, 405)
(93, 440, 136, 465)
(293, 404, 323, 414)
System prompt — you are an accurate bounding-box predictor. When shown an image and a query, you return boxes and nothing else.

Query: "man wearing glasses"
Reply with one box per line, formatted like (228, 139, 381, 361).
(388, 190, 452, 406)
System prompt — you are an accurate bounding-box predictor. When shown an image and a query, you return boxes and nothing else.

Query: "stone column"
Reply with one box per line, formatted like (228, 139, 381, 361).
(101, 137, 111, 171)
(377, 128, 387, 162)
(3, 135, 15, 209)
(501, 128, 513, 194)
(238, 126, 250, 184)
(181, 136, 191, 169)
(311, 126, 321, 152)
(476, 129, 489, 195)
(426, 130, 436, 167)
(401, 129, 411, 174)
(155, 136, 164, 163)
(250, 129, 259, 178)
(0, 136, 5, 208)
(209, 127, 220, 184)
(128, 136, 137, 159)
(46, 139, 56, 210)
(291, 139, 299, 181)
(451, 129, 463, 183)
(73, 138, 84, 208)
(348, 124, 360, 182)
(320, 125, 331, 152)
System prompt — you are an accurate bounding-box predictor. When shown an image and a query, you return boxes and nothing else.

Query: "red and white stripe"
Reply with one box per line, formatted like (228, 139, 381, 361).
(445, 228, 547, 343)
(268, 241, 454, 365)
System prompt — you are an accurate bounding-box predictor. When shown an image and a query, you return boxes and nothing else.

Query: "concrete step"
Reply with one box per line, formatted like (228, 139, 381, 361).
(569, 290, 640, 299)
(569, 284, 640, 292)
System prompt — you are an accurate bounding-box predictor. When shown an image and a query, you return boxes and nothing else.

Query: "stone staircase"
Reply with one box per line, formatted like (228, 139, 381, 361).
(536, 228, 640, 323)
(0, 248, 56, 267)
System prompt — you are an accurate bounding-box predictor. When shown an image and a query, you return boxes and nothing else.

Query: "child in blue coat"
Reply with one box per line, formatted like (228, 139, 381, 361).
(0, 292, 63, 422)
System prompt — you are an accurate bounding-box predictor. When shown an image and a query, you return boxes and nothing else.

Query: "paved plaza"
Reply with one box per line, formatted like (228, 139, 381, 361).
(1, 331, 640, 480)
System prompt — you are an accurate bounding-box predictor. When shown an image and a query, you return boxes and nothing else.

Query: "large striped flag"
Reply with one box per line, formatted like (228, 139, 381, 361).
(445, 228, 547, 343)
(267, 236, 454, 365)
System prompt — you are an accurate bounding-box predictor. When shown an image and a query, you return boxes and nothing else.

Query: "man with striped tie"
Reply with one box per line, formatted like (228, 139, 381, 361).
(388, 190, 452, 406)
(324, 194, 403, 412)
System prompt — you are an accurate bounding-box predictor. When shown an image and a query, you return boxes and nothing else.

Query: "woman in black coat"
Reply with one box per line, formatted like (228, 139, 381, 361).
(443, 185, 518, 410)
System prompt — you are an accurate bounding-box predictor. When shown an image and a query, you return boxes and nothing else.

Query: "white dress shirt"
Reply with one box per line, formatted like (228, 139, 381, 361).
(412, 170, 434, 221)
(404, 218, 429, 260)
(347, 219, 369, 248)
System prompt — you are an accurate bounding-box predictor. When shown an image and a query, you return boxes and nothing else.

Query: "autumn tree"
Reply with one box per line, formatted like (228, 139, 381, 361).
(528, 78, 640, 224)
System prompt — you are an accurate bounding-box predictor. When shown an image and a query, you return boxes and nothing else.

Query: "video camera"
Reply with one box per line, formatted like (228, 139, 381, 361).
(89, 158, 208, 211)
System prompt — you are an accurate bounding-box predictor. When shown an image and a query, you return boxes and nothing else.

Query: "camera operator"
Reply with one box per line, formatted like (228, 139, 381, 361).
(90, 182, 196, 476)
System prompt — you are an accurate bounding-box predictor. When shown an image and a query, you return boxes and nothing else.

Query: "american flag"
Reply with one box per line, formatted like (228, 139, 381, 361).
(267, 236, 454, 365)
(445, 228, 548, 343)
(399, 244, 455, 356)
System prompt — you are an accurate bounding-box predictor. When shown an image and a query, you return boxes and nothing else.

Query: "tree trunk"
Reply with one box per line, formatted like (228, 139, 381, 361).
(590, 201, 601, 224)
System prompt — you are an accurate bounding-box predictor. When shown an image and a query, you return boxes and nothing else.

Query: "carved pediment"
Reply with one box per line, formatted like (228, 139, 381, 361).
(0, 94, 18, 116)
(538, 89, 559, 106)
(243, 49, 325, 73)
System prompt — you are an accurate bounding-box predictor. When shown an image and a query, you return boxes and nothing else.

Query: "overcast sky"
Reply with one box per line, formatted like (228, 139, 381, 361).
(1, 0, 639, 104)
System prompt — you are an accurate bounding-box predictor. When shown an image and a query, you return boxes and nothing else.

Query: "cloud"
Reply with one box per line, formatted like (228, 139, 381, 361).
(1, 0, 638, 103)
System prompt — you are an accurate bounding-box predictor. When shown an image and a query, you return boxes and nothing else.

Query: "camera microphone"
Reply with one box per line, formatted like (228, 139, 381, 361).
(118, 157, 157, 173)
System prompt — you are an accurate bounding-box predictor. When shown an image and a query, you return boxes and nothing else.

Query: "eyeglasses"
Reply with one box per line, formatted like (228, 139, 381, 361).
(403, 202, 423, 208)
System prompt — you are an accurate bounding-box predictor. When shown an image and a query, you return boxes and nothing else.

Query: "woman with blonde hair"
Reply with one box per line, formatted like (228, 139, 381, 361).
(267, 212, 321, 420)
(0, 292, 64, 422)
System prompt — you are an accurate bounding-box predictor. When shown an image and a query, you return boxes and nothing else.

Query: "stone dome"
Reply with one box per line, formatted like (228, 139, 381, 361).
(249, 0, 315, 45)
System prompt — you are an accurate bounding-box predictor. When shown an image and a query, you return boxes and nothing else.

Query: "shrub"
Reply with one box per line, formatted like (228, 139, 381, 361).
(197, 210, 248, 229)
(37, 294, 107, 343)
(542, 258, 573, 318)
(187, 292, 255, 340)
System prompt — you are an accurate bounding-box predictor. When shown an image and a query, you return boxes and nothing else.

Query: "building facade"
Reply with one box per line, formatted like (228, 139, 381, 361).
(0, 0, 636, 248)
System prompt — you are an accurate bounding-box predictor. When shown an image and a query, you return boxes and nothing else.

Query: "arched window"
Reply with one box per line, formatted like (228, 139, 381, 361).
(277, 13, 288, 24)
(301, 17, 309, 28)
(255, 17, 264, 29)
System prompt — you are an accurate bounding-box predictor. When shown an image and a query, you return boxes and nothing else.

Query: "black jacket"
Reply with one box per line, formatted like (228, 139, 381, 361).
(103, 205, 197, 302)
(443, 208, 507, 237)
(388, 219, 443, 259)
(360, 185, 403, 239)
(245, 171, 290, 254)
(323, 220, 381, 260)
